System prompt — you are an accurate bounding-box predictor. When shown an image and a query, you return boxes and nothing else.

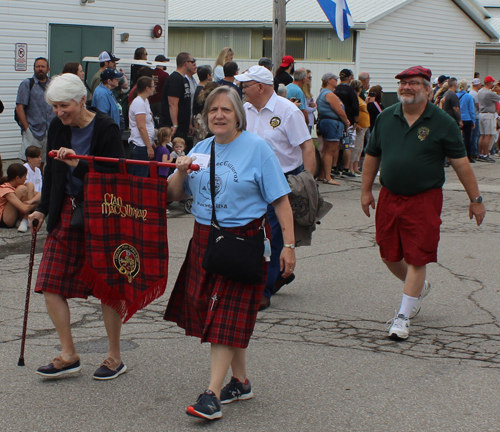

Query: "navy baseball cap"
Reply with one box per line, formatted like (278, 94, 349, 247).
(100, 68, 124, 81)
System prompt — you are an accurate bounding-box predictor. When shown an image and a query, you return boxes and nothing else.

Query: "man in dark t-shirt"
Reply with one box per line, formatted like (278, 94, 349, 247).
(441, 77, 462, 127)
(160, 52, 196, 139)
(362, 66, 485, 342)
(217, 61, 243, 99)
(334, 69, 359, 125)
(334, 69, 359, 176)
(149, 55, 169, 127)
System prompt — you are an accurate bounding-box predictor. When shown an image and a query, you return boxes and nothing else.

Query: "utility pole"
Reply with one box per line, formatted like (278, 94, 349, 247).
(272, 0, 286, 74)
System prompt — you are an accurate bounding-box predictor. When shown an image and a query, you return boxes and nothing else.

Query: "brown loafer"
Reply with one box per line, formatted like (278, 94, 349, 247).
(258, 296, 270, 311)
(273, 273, 295, 295)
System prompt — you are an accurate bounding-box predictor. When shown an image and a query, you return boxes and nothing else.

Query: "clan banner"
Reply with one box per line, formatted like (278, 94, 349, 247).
(80, 162, 168, 323)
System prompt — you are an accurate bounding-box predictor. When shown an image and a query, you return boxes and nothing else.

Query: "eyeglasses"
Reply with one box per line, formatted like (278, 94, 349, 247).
(398, 81, 425, 87)
(307, 76, 312, 80)
(186, 59, 197, 63)
(241, 82, 260, 89)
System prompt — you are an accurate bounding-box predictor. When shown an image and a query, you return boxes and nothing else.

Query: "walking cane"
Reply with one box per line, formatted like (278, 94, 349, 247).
(18, 218, 39, 367)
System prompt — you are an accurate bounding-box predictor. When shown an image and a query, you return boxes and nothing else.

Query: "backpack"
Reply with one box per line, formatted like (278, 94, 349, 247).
(14, 78, 35, 128)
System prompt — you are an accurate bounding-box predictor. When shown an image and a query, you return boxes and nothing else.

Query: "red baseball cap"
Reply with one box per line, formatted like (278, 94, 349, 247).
(484, 75, 495, 83)
(280, 55, 294, 68)
(395, 66, 432, 82)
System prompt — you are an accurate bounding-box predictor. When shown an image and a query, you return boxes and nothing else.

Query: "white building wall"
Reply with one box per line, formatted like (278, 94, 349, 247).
(0, 0, 167, 160)
(357, 0, 491, 93)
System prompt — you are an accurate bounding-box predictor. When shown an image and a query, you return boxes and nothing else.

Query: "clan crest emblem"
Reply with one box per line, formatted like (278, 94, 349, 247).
(270, 116, 281, 129)
(113, 243, 140, 283)
(417, 127, 430, 141)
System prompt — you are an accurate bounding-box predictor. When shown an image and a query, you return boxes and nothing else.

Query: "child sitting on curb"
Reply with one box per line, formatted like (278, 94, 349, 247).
(0, 163, 39, 232)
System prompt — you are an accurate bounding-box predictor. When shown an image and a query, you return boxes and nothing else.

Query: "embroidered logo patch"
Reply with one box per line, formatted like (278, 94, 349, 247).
(270, 116, 281, 129)
(113, 243, 140, 283)
(417, 127, 430, 141)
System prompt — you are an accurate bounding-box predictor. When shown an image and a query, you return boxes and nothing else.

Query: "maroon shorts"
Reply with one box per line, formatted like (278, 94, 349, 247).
(375, 187, 443, 266)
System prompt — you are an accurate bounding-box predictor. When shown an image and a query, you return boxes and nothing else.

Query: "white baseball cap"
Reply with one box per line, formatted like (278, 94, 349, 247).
(433, 77, 439, 85)
(472, 78, 482, 85)
(235, 65, 274, 86)
(98, 51, 120, 62)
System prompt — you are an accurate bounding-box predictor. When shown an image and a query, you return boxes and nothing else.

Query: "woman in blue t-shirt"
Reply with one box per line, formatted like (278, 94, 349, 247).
(164, 86, 296, 421)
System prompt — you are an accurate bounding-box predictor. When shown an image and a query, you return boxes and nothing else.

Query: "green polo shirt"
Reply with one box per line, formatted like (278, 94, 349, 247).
(365, 102, 466, 196)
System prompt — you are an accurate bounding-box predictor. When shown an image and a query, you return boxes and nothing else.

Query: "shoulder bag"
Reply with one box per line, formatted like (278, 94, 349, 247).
(201, 138, 266, 284)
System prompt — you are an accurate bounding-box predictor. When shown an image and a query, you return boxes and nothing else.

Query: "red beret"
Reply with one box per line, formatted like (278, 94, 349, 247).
(395, 66, 432, 81)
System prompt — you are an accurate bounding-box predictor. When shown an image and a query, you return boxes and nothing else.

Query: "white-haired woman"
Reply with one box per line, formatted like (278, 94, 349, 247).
(456, 79, 476, 162)
(29, 73, 127, 380)
(165, 86, 295, 421)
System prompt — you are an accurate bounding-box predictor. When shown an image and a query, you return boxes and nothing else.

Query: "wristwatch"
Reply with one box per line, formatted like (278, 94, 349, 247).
(471, 195, 483, 203)
(283, 243, 295, 249)
(172, 125, 178, 128)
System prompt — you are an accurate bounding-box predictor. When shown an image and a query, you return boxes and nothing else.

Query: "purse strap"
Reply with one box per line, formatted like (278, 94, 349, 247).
(209, 137, 220, 229)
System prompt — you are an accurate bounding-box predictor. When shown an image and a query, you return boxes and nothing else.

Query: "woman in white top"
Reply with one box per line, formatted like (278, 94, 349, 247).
(213, 47, 233, 82)
(128, 76, 155, 177)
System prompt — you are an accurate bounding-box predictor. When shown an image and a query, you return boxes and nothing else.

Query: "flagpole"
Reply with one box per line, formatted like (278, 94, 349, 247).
(272, 0, 286, 74)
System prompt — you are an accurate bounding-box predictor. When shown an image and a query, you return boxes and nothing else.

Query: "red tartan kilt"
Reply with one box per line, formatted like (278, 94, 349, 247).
(35, 197, 92, 299)
(164, 218, 270, 349)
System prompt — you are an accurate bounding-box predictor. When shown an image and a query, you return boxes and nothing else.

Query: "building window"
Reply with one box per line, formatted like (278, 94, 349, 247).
(168, 27, 354, 62)
(306, 29, 354, 62)
(168, 28, 205, 58)
(263, 30, 306, 60)
(205, 28, 251, 59)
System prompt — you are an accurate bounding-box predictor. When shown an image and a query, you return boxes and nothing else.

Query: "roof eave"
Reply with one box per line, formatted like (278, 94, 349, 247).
(453, 0, 499, 40)
(169, 20, 366, 30)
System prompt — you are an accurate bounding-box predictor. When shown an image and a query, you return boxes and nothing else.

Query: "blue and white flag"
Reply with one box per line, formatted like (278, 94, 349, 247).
(316, 0, 354, 41)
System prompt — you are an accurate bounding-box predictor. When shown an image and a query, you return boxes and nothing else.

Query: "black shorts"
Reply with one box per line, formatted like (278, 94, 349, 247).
(0, 214, 13, 228)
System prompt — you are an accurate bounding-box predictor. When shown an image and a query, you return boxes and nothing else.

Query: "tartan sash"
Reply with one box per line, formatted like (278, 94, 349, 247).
(80, 160, 168, 322)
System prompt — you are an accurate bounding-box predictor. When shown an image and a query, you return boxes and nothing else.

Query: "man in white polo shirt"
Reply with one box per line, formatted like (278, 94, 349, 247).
(235, 65, 316, 310)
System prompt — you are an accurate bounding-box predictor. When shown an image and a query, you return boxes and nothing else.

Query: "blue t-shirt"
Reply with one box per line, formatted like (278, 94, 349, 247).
(184, 130, 291, 227)
(92, 83, 121, 126)
(286, 83, 306, 110)
(65, 115, 96, 196)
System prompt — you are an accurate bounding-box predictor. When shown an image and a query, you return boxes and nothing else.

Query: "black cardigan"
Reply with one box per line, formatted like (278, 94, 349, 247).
(37, 108, 125, 232)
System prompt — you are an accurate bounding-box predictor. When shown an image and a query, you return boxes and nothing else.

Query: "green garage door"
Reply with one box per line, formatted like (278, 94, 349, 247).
(49, 24, 113, 86)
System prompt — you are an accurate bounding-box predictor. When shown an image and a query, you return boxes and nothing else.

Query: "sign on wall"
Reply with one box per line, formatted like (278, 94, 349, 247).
(15, 43, 28, 71)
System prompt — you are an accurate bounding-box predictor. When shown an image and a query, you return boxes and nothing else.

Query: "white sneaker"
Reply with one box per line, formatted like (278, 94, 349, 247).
(387, 312, 410, 340)
(409, 281, 431, 319)
(17, 219, 28, 233)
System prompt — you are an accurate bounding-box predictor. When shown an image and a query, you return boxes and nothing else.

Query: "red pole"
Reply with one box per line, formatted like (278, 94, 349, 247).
(48, 151, 200, 171)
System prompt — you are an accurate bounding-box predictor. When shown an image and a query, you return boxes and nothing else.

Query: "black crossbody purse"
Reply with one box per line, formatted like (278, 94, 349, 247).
(68, 167, 85, 230)
(201, 139, 266, 284)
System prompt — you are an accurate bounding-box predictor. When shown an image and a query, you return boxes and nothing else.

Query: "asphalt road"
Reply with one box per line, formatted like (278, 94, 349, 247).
(1, 163, 500, 432)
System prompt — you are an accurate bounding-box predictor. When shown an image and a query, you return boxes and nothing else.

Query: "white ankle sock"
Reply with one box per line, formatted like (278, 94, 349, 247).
(398, 294, 419, 318)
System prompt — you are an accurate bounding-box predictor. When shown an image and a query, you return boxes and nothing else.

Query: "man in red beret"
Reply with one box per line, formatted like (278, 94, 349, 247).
(361, 66, 485, 341)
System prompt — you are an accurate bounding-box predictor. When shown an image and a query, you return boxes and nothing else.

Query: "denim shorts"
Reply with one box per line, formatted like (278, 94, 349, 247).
(128, 144, 149, 177)
(319, 119, 344, 141)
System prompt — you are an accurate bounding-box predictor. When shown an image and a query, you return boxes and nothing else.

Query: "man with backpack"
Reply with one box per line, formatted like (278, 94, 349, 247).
(16, 57, 55, 171)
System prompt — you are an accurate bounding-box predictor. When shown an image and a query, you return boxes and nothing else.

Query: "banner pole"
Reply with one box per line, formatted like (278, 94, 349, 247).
(48, 151, 200, 171)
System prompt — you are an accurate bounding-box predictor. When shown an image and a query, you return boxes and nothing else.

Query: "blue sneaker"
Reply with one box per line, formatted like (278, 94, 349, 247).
(93, 357, 127, 380)
(186, 390, 222, 420)
(220, 376, 254, 404)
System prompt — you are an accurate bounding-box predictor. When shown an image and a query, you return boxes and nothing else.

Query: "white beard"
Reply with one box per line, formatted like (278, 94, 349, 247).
(398, 90, 428, 105)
